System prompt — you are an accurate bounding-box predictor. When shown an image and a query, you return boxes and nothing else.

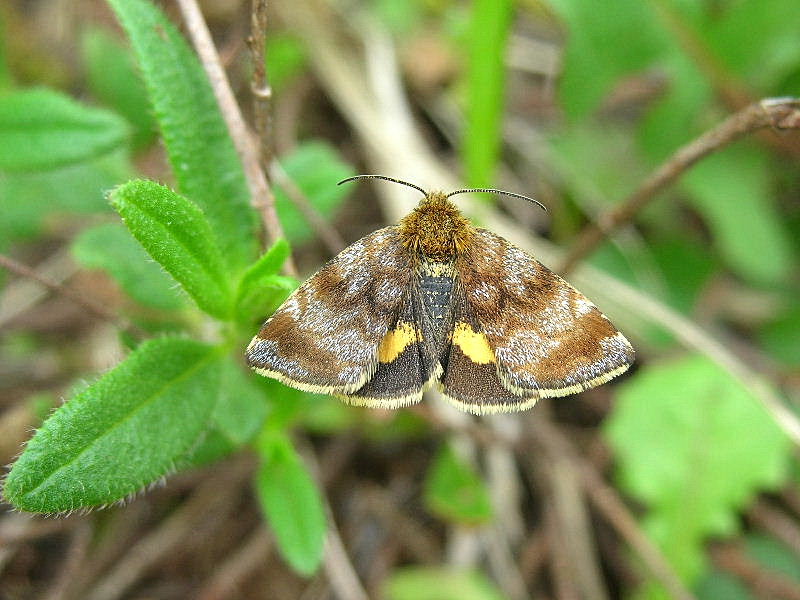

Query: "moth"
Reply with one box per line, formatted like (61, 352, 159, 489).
(247, 175, 634, 414)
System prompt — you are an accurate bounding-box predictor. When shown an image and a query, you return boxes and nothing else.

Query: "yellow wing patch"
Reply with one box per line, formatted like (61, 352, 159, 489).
(378, 322, 420, 363)
(452, 322, 495, 364)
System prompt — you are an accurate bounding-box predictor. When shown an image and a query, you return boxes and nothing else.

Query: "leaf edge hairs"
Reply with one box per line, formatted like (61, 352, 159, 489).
(247, 176, 634, 415)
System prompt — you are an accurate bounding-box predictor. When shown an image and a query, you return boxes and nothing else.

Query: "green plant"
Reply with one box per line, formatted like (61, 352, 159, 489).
(0, 0, 353, 575)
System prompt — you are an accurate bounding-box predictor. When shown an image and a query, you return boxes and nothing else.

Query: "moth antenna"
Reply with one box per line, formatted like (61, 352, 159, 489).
(338, 175, 428, 197)
(446, 187, 547, 212)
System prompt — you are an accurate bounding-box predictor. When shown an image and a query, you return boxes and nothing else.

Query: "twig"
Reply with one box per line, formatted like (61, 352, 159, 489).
(712, 543, 800, 600)
(196, 527, 272, 600)
(528, 421, 609, 600)
(749, 499, 800, 556)
(542, 500, 580, 600)
(175, 0, 297, 277)
(85, 458, 254, 600)
(560, 97, 800, 274)
(531, 417, 696, 600)
(269, 160, 347, 254)
(248, 0, 273, 169)
(297, 440, 370, 600)
(321, 502, 370, 600)
(517, 530, 549, 587)
(580, 461, 696, 600)
(482, 527, 532, 600)
(43, 520, 93, 600)
(0, 253, 143, 337)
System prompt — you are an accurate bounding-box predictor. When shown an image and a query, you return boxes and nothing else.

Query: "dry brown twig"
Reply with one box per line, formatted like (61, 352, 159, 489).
(174, 0, 297, 276)
(561, 97, 800, 274)
(712, 543, 800, 600)
(249, 0, 273, 169)
(196, 527, 273, 600)
(268, 160, 347, 254)
(0, 253, 143, 337)
(530, 417, 696, 600)
(85, 458, 255, 600)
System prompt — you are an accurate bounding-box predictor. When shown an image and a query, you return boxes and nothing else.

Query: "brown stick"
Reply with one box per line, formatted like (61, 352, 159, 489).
(560, 97, 800, 274)
(175, 0, 297, 277)
(531, 417, 696, 600)
(0, 253, 143, 337)
(712, 543, 800, 600)
(269, 161, 347, 254)
(249, 0, 273, 169)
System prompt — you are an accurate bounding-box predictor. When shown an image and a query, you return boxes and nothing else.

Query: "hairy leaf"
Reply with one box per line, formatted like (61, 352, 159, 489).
(181, 359, 269, 467)
(106, 0, 257, 273)
(235, 238, 295, 323)
(3, 338, 222, 513)
(110, 179, 232, 319)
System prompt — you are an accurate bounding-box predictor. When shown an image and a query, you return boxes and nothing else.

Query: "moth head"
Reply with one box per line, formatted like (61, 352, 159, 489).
(338, 175, 545, 262)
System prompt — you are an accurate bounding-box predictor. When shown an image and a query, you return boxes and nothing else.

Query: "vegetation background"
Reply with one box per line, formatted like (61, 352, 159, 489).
(0, 0, 798, 599)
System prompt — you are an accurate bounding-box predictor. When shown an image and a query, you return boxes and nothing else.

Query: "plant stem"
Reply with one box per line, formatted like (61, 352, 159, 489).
(560, 97, 800, 274)
(0, 253, 144, 337)
(175, 0, 297, 276)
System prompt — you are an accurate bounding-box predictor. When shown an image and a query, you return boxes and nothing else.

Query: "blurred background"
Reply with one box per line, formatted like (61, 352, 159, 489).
(0, 0, 799, 598)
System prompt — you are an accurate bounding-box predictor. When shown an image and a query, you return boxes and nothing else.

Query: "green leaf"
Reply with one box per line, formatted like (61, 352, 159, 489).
(745, 533, 800, 583)
(682, 145, 794, 286)
(266, 33, 308, 92)
(3, 338, 222, 513)
(649, 237, 716, 315)
(0, 88, 130, 172)
(707, 0, 800, 90)
(693, 570, 751, 600)
(181, 359, 269, 467)
(424, 442, 492, 525)
(462, 0, 513, 187)
(637, 52, 712, 162)
(758, 306, 800, 367)
(274, 141, 354, 244)
(110, 179, 233, 319)
(0, 150, 131, 242)
(546, 0, 667, 119)
(72, 222, 185, 311)
(255, 431, 326, 576)
(605, 354, 790, 583)
(235, 238, 295, 323)
(106, 0, 257, 273)
(82, 28, 158, 150)
(385, 567, 505, 600)
(212, 360, 268, 446)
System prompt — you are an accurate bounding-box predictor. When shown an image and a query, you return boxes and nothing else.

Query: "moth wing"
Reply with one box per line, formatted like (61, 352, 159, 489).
(246, 226, 413, 395)
(438, 282, 539, 413)
(443, 228, 634, 413)
(343, 284, 441, 408)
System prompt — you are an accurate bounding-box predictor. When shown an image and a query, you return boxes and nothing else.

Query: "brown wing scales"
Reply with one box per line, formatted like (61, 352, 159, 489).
(441, 228, 633, 412)
(246, 226, 413, 394)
